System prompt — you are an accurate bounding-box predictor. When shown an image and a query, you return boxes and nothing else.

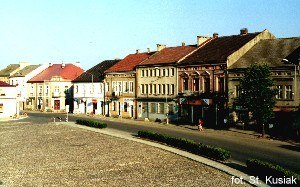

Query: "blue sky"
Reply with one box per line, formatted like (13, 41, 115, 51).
(0, 0, 299, 70)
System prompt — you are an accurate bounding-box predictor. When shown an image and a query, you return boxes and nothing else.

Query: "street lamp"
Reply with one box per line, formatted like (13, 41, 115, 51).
(282, 58, 299, 111)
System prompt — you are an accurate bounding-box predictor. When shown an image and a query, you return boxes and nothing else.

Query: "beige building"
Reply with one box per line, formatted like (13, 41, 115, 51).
(27, 63, 84, 112)
(104, 51, 153, 118)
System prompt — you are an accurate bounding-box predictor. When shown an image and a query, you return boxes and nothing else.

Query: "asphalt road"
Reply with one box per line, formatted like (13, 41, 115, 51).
(21, 112, 300, 173)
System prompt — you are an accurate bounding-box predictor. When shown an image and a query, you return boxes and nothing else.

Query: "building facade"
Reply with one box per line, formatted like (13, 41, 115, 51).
(72, 60, 120, 115)
(177, 29, 275, 125)
(27, 63, 84, 112)
(0, 81, 19, 118)
(104, 50, 153, 118)
(136, 44, 198, 122)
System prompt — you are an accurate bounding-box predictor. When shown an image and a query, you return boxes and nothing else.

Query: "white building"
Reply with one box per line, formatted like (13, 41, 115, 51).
(9, 64, 48, 110)
(0, 81, 19, 118)
(72, 60, 120, 115)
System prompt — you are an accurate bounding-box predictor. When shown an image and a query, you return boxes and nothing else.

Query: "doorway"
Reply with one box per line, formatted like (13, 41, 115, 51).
(54, 100, 60, 110)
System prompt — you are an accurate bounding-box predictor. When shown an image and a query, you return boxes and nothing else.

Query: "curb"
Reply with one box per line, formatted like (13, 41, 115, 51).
(58, 122, 268, 187)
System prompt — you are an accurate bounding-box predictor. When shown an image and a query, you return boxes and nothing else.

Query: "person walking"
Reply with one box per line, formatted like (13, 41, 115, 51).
(198, 118, 204, 131)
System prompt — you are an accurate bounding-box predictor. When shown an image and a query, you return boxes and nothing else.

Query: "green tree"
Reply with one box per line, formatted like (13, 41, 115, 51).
(236, 63, 277, 137)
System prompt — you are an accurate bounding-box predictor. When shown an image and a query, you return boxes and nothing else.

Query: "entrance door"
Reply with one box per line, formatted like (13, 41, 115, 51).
(54, 100, 60, 110)
(93, 103, 97, 114)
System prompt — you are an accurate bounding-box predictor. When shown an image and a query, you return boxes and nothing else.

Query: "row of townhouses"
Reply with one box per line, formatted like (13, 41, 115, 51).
(0, 28, 299, 127)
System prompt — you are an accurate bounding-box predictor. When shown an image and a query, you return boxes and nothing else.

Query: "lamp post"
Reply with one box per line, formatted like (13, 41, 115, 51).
(282, 58, 299, 111)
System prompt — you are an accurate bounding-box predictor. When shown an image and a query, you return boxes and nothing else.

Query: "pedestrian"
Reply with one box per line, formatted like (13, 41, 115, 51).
(198, 118, 204, 131)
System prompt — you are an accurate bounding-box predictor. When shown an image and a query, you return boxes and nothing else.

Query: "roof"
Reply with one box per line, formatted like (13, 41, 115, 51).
(0, 81, 14, 87)
(230, 38, 300, 69)
(28, 64, 84, 83)
(180, 32, 261, 65)
(72, 60, 121, 83)
(138, 45, 197, 66)
(10, 65, 41, 77)
(0, 64, 20, 76)
(105, 52, 154, 73)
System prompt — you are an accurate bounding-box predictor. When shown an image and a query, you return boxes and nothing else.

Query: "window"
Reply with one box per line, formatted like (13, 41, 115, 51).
(65, 86, 69, 94)
(168, 104, 174, 114)
(149, 84, 152, 94)
(276, 85, 283, 99)
(170, 68, 174, 76)
(218, 77, 224, 93)
(149, 69, 152, 77)
(112, 81, 116, 92)
(162, 69, 165, 76)
(117, 81, 122, 93)
(166, 69, 169, 76)
(157, 68, 160, 76)
(235, 85, 240, 98)
(150, 103, 156, 113)
(193, 78, 199, 91)
(183, 78, 189, 91)
(166, 84, 170, 95)
(0, 103, 3, 113)
(141, 70, 144, 77)
(46, 86, 49, 95)
(170, 84, 174, 95)
(124, 102, 128, 112)
(153, 69, 156, 77)
(141, 84, 144, 94)
(153, 84, 156, 94)
(107, 82, 110, 92)
(145, 70, 148, 77)
(145, 84, 148, 94)
(159, 103, 164, 114)
(30, 84, 34, 96)
(123, 81, 128, 93)
(113, 102, 116, 111)
(142, 102, 148, 113)
(39, 85, 43, 95)
(129, 81, 134, 93)
(90, 84, 94, 94)
(285, 85, 293, 100)
(45, 99, 49, 107)
(157, 84, 161, 94)
(162, 84, 165, 94)
(204, 77, 210, 92)
(54, 86, 59, 93)
(75, 85, 79, 93)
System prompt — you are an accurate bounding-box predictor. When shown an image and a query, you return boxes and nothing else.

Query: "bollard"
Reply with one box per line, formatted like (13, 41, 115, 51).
(53, 117, 55, 123)
(65, 117, 68, 122)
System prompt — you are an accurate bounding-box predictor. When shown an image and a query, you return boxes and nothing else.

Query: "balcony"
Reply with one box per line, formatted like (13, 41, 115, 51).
(52, 92, 63, 98)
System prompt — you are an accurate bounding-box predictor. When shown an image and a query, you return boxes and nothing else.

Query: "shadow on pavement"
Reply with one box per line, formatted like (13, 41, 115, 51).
(278, 144, 300, 152)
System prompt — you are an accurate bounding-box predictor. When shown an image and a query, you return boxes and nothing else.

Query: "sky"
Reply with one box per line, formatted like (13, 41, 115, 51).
(0, 0, 300, 71)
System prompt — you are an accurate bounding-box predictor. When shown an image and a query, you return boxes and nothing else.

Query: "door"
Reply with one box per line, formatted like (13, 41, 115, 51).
(54, 100, 60, 110)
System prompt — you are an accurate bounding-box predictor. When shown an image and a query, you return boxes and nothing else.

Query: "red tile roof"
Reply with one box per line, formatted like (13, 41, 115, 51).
(0, 81, 14, 87)
(105, 52, 154, 73)
(28, 64, 84, 83)
(138, 45, 197, 66)
(180, 32, 260, 65)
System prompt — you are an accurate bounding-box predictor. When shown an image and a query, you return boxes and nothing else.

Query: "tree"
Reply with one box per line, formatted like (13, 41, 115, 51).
(236, 63, 277, 137)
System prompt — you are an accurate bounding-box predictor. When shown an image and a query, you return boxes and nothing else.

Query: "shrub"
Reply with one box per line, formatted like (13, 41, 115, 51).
(247, 159, 300, 183)
(76, 118, 107, 129)
(137, 130, 230, 161)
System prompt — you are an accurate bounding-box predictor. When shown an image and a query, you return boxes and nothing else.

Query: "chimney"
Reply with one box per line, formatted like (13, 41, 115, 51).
(61, 63, 65, 69)
(182, 42, 186, 46)
(213, 33, 219, 38)
(156, 44, 166, 51)
(197, 36, 210, 46)
(49, 62, 52, 67)
(240, 28, 248, 35)
(136, 49, 140, 54)
(147, 48, 151, 53)
(74, 62, 81, 67)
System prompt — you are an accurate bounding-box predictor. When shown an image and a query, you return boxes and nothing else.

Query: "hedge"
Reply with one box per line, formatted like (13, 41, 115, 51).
(76, 118, 107, 129)
(137, 130, 230, 161)
(247, 159, 299, 183)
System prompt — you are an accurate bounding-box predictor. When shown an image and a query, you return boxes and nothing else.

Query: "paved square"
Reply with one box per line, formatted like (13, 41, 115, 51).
(0, 122, 250, 186)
